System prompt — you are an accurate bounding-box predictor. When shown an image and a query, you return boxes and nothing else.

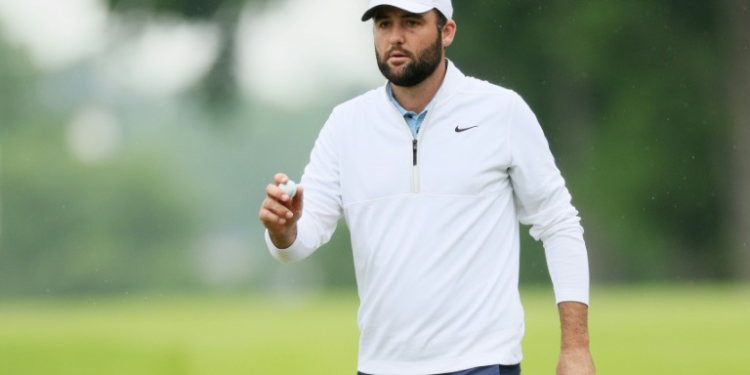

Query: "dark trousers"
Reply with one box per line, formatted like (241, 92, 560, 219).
(358, 364, 521, 375)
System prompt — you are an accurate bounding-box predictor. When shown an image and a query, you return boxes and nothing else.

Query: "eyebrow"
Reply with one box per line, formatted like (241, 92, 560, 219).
(373, 11, 426, 21)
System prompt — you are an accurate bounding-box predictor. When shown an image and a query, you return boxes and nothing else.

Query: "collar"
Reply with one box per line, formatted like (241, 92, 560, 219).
(386, 83, 435, 117)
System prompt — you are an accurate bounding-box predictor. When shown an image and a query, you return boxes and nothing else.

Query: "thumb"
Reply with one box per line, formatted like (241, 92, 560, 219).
(291, 185, 304, 213)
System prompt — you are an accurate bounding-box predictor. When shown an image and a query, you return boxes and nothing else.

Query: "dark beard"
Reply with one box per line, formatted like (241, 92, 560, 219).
(376, 32, 443, 88)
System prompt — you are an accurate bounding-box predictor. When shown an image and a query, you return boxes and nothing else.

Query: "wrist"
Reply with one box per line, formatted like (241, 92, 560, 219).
(561, 332, 590, 350)
(270, 227, 297, 249)
(561, 344, 591, 354)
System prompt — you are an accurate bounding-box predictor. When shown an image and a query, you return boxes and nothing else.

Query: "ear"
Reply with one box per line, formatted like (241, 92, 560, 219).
(442, 20, 457, 48)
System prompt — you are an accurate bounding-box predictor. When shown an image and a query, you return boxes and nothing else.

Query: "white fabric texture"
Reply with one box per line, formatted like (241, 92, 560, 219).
(361, 0, 454, 21)
(265, 61, 589, 375)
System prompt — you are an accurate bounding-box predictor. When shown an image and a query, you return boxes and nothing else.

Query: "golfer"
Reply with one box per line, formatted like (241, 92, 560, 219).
(259, 1, 596, 374)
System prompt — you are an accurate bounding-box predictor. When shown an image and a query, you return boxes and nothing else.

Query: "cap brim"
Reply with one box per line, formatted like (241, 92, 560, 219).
(361, 1, 434, 22)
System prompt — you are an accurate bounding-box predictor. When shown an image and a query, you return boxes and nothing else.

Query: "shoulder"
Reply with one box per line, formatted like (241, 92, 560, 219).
(458, 74, 519, 101)
(330, 85, 386, 118)
(440, 72, 524, 117)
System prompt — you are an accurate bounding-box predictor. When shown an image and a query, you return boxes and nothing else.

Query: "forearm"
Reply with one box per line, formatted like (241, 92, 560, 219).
(558, 301, 590, 350)
(544, 232, 590, 304)
(556, 301, 596, 374)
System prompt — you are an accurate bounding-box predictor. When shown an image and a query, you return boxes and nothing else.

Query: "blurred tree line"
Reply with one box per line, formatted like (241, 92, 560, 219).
(1, 0, 747, 297)
(449, 0, 745, 282)
(0, 39, 199, 295)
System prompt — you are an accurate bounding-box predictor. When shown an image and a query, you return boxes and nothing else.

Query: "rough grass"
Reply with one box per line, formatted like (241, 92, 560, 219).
(0, 285, 748, 374)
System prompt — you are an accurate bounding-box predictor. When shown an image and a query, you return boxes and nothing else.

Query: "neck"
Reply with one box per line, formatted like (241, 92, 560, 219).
(390, 59, 447, 113)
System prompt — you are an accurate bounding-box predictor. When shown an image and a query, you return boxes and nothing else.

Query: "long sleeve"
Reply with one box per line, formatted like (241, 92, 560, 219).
(265, 112, 344, 263)
(508, 93, 590, 305)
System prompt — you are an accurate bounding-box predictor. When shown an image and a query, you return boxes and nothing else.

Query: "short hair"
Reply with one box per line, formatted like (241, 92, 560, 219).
(435, 10, 448, 32)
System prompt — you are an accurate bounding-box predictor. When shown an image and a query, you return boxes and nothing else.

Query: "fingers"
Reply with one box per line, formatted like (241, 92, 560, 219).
(274, 173, 289, 186)
(259, 207, 286, 227)
(263, 196, 294, 220)
(259, 197, 296, 233)
(260, 174, 303, 234)
(266, 183, 292, 203)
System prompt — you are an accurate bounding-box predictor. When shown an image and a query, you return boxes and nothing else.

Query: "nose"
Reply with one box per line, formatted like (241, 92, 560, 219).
(388, 23, 405, 45)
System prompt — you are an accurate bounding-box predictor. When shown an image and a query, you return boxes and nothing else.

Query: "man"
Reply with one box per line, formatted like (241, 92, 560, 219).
(259, 0, 596, 374)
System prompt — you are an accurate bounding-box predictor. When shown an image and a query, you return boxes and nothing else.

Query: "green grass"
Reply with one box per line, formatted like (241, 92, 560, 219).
(0, 285, 748, 374)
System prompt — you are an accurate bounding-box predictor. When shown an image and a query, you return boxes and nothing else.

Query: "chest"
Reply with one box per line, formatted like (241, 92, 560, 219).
(338, 101, 513, 206)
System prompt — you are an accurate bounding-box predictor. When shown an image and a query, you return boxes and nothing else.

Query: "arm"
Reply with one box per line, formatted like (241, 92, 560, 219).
(259, 113, 344, 263)
(557, 302, 596, 375)
(506, 93, 594, 372)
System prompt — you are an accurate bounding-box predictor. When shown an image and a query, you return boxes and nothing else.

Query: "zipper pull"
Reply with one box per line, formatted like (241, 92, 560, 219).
(413, 139, 418, 166)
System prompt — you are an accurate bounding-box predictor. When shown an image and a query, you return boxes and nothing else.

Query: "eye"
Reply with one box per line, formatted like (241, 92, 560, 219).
(377, 21, 391, 29)
(406, 20, 419, 27)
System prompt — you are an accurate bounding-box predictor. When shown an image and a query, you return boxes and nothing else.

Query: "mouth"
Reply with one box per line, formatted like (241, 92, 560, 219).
(388, 50, 410, 60)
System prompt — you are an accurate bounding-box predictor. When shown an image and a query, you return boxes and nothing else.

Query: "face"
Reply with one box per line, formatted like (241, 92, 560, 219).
(373, 7, 445, 87)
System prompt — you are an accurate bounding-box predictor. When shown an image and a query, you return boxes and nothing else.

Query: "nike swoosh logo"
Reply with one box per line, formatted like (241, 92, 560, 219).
(455, 125, 479, 133)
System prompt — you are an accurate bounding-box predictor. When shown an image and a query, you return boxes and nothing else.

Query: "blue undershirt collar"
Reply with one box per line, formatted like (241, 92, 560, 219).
(387, 83, 436, 139)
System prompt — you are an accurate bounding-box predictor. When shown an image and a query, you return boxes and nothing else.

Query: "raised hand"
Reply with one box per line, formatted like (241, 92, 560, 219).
(259, 173, 304, 249)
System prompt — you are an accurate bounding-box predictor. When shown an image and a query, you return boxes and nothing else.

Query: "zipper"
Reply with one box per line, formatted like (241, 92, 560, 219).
(412, 139, 418, 166)
(413, 108, 436, 193)
(386, 100, 420, 193)
(385, 91, 437, 194)
(411, 138, 420, 193)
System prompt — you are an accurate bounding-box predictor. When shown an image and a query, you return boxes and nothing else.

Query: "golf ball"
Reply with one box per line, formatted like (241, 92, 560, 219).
(279, 180, 297, 198)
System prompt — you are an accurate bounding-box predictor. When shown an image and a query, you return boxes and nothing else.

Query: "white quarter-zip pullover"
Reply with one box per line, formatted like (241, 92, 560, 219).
(266, 61, 590, 375)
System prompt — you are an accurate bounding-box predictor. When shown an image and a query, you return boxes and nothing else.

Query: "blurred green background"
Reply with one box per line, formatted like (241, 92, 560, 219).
(0, 0, 748, 374)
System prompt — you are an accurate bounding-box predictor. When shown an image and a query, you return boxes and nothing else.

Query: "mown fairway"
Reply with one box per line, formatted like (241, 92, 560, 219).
(0, 285, 748, 374)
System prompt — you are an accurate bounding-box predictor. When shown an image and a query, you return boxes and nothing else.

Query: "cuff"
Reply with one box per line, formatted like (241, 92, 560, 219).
(554, 288, 590, 306)
(264, 230, 305, 264)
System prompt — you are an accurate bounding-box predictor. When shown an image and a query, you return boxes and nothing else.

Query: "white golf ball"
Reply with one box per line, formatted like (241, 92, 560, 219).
(279, 180, 297, 198)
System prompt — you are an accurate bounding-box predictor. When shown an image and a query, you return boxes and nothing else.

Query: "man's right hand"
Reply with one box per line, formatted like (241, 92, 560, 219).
(259, 173, 304, 249)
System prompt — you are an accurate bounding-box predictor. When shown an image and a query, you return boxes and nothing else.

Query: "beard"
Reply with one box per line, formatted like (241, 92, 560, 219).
(376, 31, 443, 88)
